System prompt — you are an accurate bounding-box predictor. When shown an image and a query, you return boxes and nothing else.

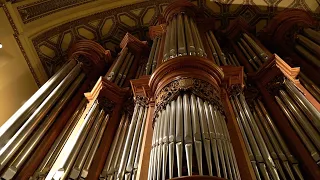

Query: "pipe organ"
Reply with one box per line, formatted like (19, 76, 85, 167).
(0, 1, 320, 180)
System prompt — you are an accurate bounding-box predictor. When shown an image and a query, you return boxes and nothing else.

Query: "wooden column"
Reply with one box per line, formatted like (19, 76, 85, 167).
(130, 75, 154, 180)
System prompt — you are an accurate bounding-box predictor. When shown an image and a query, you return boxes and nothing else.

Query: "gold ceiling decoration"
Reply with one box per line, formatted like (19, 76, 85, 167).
(8, 0, 320, 79)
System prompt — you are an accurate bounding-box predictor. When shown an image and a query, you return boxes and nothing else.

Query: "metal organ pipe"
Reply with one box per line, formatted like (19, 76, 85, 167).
(32, 98, 87, 179)
(69, 109, 106, 179)
(0, 63, 82, 173)
(0, 60, 77, 150)
(2, 73, 85, 179)
(303, 28, 320, 45)
(81, 114, 110, 178)
(55, 101, 99, 180)
(243, 33, 268, 62)
(148, 94, 240, 180)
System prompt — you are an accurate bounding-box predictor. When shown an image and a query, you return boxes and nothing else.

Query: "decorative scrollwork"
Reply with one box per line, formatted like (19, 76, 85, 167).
(227, 84, 242, 97)
(154, 78, 223, 119)
(97, 96, 115, 114)
(266, 75, 285, 96)
(134, 95, 149, 107)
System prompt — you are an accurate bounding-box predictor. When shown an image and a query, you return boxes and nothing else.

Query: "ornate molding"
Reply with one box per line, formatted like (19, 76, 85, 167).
(154, 78, 223, 119)
(17, 0, 96, 24)
(2, 5, 41, 86)
(135, 95, 149, 107)
(266, 75, 285, 96)
(97, 96, 115, 114)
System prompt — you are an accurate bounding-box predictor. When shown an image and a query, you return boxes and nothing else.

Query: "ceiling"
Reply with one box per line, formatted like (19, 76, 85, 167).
(2, 0, 320, 84)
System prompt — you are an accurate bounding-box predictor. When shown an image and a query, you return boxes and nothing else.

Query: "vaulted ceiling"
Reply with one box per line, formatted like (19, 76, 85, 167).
(2, 0, 320, 85)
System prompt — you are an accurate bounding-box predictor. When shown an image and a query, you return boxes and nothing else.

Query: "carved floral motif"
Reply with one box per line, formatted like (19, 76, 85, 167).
(266, 75, 285, 95)
(154, 78, 223, 119)
(97, 96, 115, 114)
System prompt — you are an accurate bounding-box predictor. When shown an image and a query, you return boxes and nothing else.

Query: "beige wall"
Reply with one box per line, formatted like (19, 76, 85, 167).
(0, 8, 38, 126)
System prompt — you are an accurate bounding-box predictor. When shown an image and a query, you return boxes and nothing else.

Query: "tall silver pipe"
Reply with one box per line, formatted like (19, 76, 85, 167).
(156, 108, 165, 180)
(70, 109, 106, 179)
(108, 115, 130, 178)
(119, 55, 134, 87)
(220, 113, 240, 179)
(2, 73, 85, 179)
(106, 48, 128, 82)
(175, 95, 183, 177)
(146, 37, 159, 75)
(210, 105, 227, 178)
(206, 33, 220, 65)
(184, 15, 196, 56)
(152, 38, 161, 73)
(161, 104, 170, 179)
(303, 28, 320, 45)
(243, 33, 268, 62)
(204, 101, 220, 177)
(57, 101, 99, 180)
(101, 114, 126, 178)
(230, 98, 261, 180)
(0, 60, 76, 150)
(238, 94, 280, 180)
(148, 120, 157, 180)
(232, 54, 241, 66)
(153, 111, 162, 180)
(163, 24, 171, 62)
(275, 96, 320, 162)
(279, 90, 320, 150)
(190, 94, 203, 175)
(117, 105, 142, 180)
(228, 54, 237, 66)
(190, 19, 204, 57)
(299, 77, 320, 103)
(125, 107, 147, 177)
(296, 34, 320, 58)
(0, 64, 82, 173)
(209, 31, 227, 65)
(169, 16, 177, 59)
(284, 80, 320, 132)
(33, 98, 87, 179)
(168, 100, 176, 179)
(237, 42, 258, 70)
(183, 94, 193, 176)
(294, 44, 320, 68)
(177, 13, 187, 56)
(197, 97, 213, 176)
(133, 107, 148, 174)
(81, 114, 110, 178)
(251, 109, 287, 180)
(233, 96, 272, 180)
(256, 100, 303, 180)
(192, 19, 206, 57)
(151, 115, 160, 180)
(240, 38, 262, 67)
(115, 53, 132, 85)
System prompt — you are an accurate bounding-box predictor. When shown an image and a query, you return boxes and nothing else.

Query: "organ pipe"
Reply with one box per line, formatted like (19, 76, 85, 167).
(32, 98, 87, 179)
(0, 60, 77, 150)
(54, 101, 99, 180)
(243, 33, 268, 62)
(149, 93, 240, 180)
(296, 34, 320, 58)
(146, 37, 159, 75)
(279, 90, 320, 150)
(0, 63, 82, 173)
(303, 28, 320, 45)
(294, 44, 320, 67)
(81, 114, 110, 178)
(106, 47, 128, 81)
(275, 96, 320, 163)
(69, 109, 106, 179)
(2, 73, 85, 179)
